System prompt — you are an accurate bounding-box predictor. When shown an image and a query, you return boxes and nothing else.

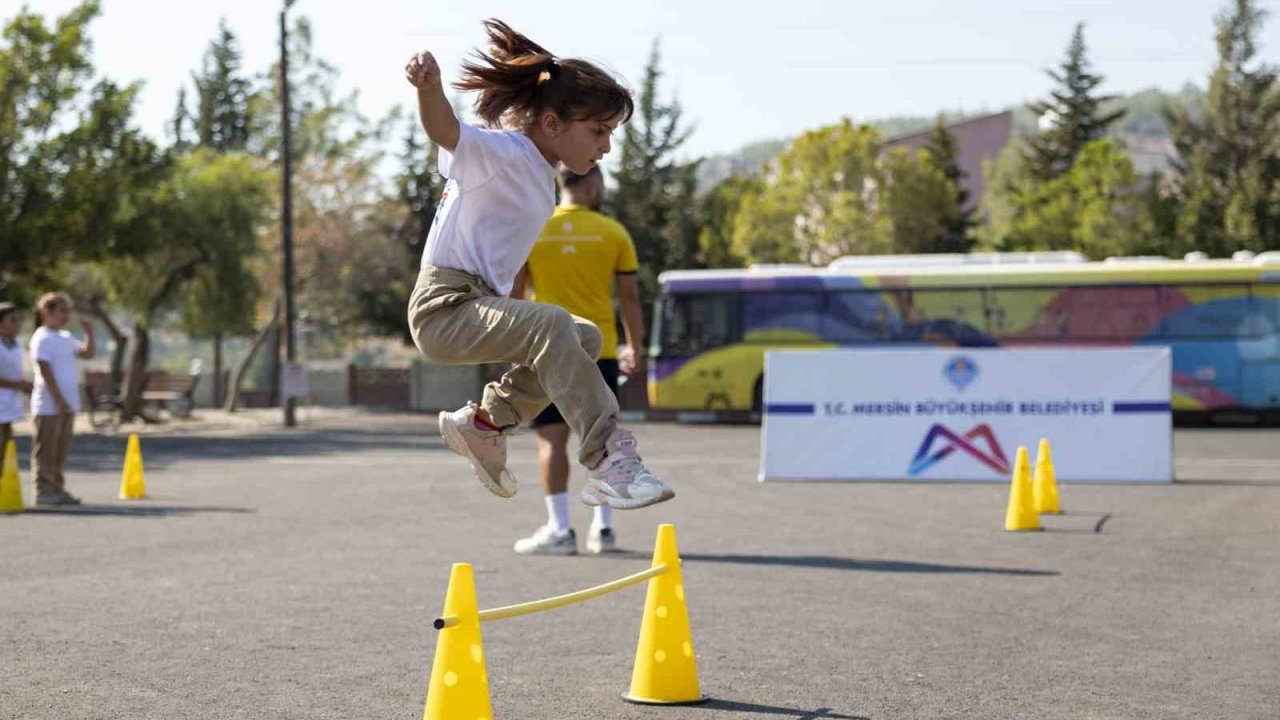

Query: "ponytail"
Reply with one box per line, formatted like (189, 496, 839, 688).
(455, 19, 633, 130)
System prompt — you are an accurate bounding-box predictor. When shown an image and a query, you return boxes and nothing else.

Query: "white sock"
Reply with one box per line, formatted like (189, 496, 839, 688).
(592, 503, 612, 530)
(545, 493, 571, 534)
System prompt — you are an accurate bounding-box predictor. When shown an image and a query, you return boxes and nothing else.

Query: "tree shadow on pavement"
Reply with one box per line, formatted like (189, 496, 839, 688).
(17, 505, 254, 518)
(688, 699, 869, 719)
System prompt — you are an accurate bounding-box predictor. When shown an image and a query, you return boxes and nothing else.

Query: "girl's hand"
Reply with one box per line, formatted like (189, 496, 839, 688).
(406, 51, 442, 90)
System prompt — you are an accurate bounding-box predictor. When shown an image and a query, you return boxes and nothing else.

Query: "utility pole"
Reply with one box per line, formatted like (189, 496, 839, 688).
(279, 0, 298, 427)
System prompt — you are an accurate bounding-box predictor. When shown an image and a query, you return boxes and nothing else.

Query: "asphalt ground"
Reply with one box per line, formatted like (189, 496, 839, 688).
(1, 414, 1276, 719)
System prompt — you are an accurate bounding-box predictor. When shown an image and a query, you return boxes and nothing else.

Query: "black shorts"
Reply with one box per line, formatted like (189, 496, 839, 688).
(531, 359, 620, 428)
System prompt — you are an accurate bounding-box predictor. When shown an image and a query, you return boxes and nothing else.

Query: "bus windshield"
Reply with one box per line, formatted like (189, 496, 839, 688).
(655, 293, 740, 358)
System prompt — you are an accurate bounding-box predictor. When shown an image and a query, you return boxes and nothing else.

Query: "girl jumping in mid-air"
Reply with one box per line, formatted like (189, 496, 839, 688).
(404, 20, 674, 510)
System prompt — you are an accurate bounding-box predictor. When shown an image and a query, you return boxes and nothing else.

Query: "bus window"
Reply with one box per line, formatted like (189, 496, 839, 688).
(891, 289, 986, 327)
(878, 288, 995, 346)
(1162, 285, 1260, 339)
(824, 291, 891, 342)
(1064, 286, 1163, 339)
(658, 293, 739, 357)
(742, 292, 823, 341)
(987, 288, 1068, 341)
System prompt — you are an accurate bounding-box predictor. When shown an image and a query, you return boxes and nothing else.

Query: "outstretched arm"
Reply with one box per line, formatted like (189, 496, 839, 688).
(406, 51, 460, 151)
(76, 319, 95, 360)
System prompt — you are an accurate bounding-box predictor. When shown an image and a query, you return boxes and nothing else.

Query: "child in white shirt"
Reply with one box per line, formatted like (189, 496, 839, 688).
(30, 293, 95, 506)
(0, 302, 33, 466)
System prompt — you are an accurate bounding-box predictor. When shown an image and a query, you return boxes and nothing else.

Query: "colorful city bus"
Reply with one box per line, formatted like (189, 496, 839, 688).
(648, 251, 1280, 421)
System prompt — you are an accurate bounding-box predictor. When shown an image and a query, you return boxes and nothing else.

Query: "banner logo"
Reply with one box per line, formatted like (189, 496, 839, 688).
(908, 423, 1009, 476)
(944, 355, 978, 391)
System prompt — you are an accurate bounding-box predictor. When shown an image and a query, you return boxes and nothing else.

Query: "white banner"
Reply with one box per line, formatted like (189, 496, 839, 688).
(761, 348, 1172, 483)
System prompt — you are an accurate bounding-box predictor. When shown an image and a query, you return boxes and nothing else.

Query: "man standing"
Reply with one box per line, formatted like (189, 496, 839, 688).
(511, 166, 645, 555)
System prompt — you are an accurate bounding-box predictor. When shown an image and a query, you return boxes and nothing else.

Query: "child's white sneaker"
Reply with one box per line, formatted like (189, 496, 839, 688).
(437, 402, 517, 498)
(513, 525, 578, 555)
(581, 428, 674, 510)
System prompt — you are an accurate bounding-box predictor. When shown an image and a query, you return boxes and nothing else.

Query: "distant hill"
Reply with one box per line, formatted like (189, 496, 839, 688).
(695, 85, 1205, 190)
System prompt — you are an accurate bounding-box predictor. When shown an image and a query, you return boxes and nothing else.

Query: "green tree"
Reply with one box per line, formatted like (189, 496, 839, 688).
(997, 139, 1150, 258)
(609, 39, 700, 314)
(922, 117, 976, 252)
(882, 145, 963, 255)
(171, 87, 193, 150)
(1025, 23, 1125, 181)
(373, 109, 447, 340)
(731, 121, 900, 265)
(191, 19, 254, 153)
(102, 150, 272, 420)
(696, 175, 760, 268)
(0, 1, 166, 300)
(1164, 0, 1280, 256)
(175, 19, 261, 403)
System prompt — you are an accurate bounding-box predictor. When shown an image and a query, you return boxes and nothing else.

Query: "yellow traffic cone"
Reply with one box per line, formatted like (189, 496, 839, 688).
(423, 563, 493, 720)
(1004, 446, 1041, 532)
(118, 433, 147, 500)
(625, 523, 707, 705)
(0, 439, 24, 513)
(1033, 438, 1062, 515)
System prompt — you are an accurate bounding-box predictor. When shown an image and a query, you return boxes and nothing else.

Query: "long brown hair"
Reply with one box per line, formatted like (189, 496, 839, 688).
(455, 19, 633, 131)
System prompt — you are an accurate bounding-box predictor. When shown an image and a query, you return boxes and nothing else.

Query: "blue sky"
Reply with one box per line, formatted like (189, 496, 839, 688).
(17, 1, 1279, 158)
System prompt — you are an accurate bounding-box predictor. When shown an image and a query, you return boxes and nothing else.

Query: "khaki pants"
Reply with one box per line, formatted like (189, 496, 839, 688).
(32, 414, 74, 496)
(408, 265, 618, 468)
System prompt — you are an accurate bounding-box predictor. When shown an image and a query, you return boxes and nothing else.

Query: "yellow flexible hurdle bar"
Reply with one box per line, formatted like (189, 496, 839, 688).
(434, 563, 669, 629)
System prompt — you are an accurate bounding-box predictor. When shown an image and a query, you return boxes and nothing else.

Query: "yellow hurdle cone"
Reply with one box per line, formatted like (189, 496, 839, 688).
(1004, 446, 1041, 532)
(118, 433, 147, 500)
(0, 439, 24, 513)
(423, 563, 493, 720)
(625, 523, 707, 705)
(1033, 438, 1062, 515)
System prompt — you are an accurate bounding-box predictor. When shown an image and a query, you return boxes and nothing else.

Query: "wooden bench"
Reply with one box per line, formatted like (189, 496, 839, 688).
(141, 371, 201, 418)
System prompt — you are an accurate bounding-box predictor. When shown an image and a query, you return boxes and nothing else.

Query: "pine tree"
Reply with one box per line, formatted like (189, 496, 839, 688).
(608, 39, 699, 315)
(192, 19, 253, 153)
(1165, 0, 1280, 255)
(180, 18, 257, 403)
(171, 87, 192, 151)
(1025, 23, 1125, 181)
(923, 116, 976, 252)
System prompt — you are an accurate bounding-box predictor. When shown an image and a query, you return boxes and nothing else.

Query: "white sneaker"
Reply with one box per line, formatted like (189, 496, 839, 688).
(437, 402, 517, 498)
(586, 525, 617, 554)
(581, 428, 674, 510)
(513, 525, 578, 556)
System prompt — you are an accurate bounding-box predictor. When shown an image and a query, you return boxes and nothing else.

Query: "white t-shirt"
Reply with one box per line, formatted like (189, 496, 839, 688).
(0, 339, 24, 423)
(420, 122, 558, 296)
(31, 327, 82, 416)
